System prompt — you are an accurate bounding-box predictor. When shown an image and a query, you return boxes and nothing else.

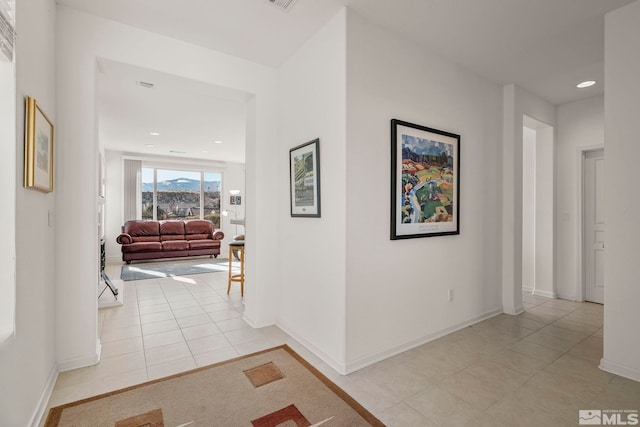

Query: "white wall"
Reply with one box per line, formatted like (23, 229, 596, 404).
(602, 0, 640, 381)
(534, 125, 555, 298)
(522, 127, 536, 291)
(0, 58, 16, 339)
(55, 6, 278, 371)
(104, 150, 123, 261)
(0, 0, 58, 425)
(276, 10, 347, 372)
(104, 150, 246, 262)
(556, 96, 604, 300)
(502, 85, 556, 314)
(344, 11, 503, 369)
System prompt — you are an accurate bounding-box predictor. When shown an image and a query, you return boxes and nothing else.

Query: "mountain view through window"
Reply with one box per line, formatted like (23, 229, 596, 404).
(142, 168, 221, 228)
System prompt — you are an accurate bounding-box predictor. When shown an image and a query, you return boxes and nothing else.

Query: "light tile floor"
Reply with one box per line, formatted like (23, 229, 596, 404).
(45, 266, 640, 427)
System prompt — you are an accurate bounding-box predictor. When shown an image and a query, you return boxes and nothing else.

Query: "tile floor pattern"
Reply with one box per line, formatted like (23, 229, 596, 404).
(45, 266, 640, 427)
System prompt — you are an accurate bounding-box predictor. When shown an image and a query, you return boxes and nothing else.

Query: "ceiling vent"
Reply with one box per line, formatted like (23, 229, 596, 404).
(265, 0, 298, 12)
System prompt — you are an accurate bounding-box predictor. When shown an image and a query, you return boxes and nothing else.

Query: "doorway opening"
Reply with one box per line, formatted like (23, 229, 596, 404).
(580, 148, 605, 304)
(522, 115, 555, 299)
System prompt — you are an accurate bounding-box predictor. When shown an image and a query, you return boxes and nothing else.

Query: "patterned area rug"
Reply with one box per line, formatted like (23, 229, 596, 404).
(120, 258, 236, 281)
(45, 345, 384, 426)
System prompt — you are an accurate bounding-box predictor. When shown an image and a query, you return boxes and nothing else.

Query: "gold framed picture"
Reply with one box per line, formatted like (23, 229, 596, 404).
(24, 96, 54, 192)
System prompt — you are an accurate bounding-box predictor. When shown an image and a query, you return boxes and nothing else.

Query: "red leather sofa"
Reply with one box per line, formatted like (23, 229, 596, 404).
(116, 220, 224, 264)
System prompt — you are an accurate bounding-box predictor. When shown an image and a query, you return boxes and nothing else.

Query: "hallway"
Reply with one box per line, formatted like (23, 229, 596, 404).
(44, 268, 639, 426)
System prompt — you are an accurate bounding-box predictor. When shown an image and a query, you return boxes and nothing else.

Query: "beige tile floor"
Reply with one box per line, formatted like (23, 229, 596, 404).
(45, 265, 640, 427)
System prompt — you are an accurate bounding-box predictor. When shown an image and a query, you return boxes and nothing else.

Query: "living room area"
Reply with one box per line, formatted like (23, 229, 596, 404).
(90, 55, 265, 377)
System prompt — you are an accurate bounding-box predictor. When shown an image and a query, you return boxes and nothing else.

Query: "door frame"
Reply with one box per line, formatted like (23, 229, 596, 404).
(577, 145, 604, 302)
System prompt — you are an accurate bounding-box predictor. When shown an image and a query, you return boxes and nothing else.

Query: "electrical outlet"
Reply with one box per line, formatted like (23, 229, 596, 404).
(448, 289, 454, 302)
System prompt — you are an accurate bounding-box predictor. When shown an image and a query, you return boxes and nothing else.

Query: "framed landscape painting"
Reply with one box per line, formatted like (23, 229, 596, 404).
(24, 96, 54, 193)
(289, 139, 321, 217)
(390, 119, 460, 239)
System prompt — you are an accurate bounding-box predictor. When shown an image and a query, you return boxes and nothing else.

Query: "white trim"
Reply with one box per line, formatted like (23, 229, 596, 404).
(343, 308, 503, 374)
(242, 312, 272, 329)
(557, 292, 578, 301)
(531, 288, 557, 299)
(600, 358, 640, 382)
(29, 364, 58, 427)
(576, 145, 605, 302)
(522, 285, 534, 294)
(57, 345, 101, 372)
(503, 304, 525, 315)
(276, 321, 347, 375)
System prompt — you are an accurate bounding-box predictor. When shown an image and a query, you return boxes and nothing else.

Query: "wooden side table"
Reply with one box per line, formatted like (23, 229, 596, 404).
(227, 241, 245, 297)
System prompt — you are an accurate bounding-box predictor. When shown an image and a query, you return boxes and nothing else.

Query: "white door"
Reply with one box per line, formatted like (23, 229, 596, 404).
(584, 149, 605, 304)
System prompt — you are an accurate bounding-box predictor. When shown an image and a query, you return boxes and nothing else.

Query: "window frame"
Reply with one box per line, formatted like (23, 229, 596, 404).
(141, 165, 222, 226)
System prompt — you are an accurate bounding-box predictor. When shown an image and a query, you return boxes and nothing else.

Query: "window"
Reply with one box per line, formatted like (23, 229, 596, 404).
(141, 167, 221, 228)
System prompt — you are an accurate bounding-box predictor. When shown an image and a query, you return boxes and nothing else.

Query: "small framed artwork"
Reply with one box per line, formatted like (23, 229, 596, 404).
(230, 195, 242, 206)
(24, 96, 54, 193)
(390, 119, 460, 239)
(289, 138, 321, 217)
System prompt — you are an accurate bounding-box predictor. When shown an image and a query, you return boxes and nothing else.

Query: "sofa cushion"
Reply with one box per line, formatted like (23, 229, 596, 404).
(160, 220, 185, 236)
(124, 221, 160, 237)
(132, 236, 160, 243)
(186, 233, 210, 241)
(162, 240, 189, 251)
(189, 240, 218, 250)
(161, 235, 186, 241)
(184, 220, 213, 236)
(121, 242, 162, 253)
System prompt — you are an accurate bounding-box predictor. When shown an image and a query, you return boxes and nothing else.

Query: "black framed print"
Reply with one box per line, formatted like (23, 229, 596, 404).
(289, 138, 321, 217)
(391, 119, 460, 239)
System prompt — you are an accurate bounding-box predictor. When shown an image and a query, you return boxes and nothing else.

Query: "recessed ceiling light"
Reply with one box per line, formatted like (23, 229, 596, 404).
(214, 140, 223, 144)
(149, 132, 160, 136)
(145, 144, 154, 148)
(577, 80, 596, 88)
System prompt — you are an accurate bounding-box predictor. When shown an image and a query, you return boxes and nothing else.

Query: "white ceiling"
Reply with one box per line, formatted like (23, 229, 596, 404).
(97, 59, 249, 163)
(67, 0, 635, 162)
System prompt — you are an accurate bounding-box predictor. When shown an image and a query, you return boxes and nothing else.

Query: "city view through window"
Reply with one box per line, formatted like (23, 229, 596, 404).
(142, 168, 221, 228)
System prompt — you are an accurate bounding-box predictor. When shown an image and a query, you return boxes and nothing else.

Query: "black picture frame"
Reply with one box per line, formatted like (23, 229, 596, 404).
(289, 138, 321, 218)
(391, 119, 460, 239)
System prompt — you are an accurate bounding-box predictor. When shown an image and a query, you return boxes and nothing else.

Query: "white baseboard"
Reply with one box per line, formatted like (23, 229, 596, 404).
(29, 364, 58, 427)
(242, 313, 259, 329)
(600, 358, 640, 382)
(243, 314, 273, 329)
(532, 289, 557, 299)
(57, 346, 101, 372)
(557, 293, 579, 301)
(276, 321, 347, 375)
(503, 304, 525, 315)
(342, 307, 503, 374)
(522, 287, 558, 299)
